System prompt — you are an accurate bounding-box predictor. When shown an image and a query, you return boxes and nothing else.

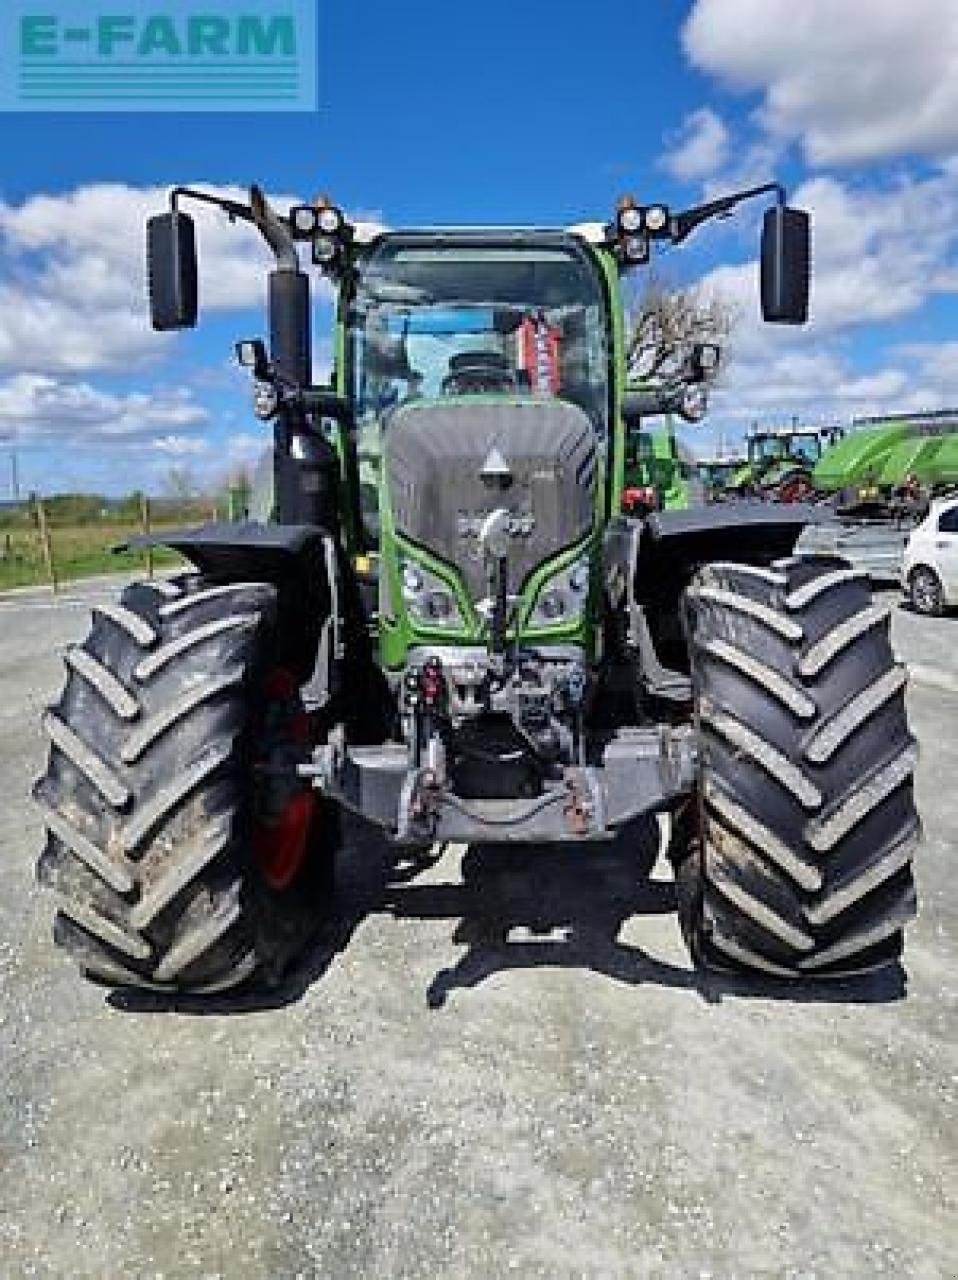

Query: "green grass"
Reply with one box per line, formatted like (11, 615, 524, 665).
(0, 524, 185, 592)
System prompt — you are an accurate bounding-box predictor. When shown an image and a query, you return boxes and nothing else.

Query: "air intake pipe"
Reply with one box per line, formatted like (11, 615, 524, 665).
(250, 186, 339, 529)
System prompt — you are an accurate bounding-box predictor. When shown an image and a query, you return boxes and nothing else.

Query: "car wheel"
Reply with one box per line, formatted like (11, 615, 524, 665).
(909, 566, 944, 616)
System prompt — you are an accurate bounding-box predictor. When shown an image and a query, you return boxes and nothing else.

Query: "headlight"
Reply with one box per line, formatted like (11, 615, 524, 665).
(618, 204, 642, 234)
(400, 558, 464, 630)
(622, 234, 649, 264)
(253, 381, 279, 421)
(692, 342, 721, 379)
(680, 384, 708, 422)
(529, 556, 590, 629)
(644, 204, 669, 233)
(317, 204, 344, 235)
(312, 234, 339, 265)
(291, 205, 319, 235)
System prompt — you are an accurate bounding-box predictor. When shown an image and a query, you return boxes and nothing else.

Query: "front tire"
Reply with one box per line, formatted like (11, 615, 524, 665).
(676, 556, 919, 979)
(909, 566, 944, 616)
(33, 575, 338, 993)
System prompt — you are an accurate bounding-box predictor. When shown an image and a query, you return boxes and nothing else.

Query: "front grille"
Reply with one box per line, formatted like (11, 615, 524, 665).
(385, 398, 597, 598)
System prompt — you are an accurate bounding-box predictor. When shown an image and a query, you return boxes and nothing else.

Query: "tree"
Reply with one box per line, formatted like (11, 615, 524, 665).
(627, 273, 736, 383)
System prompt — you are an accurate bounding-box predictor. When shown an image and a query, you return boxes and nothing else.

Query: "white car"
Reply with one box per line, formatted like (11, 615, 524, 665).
(902, 497, 958, 615)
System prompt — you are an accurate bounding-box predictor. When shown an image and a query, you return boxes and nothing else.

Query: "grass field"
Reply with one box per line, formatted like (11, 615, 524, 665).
(0, 523, 185, 592)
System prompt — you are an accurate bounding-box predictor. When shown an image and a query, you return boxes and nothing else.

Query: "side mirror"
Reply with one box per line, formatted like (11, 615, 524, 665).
(236, 339, 270, 380)
(147, 211, 198, 331)
(761, 205, 810, 324)
(690, 342, 721, 382)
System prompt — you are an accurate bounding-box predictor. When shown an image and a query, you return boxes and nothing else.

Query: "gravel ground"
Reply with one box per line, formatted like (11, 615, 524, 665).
(0, 577, 955, 1278)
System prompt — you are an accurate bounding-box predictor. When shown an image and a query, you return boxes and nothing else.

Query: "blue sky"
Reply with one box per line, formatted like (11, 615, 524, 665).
(1, 0, 956, 495)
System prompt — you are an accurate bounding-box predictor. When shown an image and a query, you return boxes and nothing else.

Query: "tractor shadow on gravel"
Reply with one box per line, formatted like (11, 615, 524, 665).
(109, 814, 906, 1015)
(391, 818, 691, 1007)
(386, 819, 905, 1009)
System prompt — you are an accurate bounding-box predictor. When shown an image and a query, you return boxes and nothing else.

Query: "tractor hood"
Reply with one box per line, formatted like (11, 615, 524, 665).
(384, 397, 597, 602)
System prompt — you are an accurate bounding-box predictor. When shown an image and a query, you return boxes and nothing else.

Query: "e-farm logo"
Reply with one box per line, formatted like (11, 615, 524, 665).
(3, 1, 316, 111)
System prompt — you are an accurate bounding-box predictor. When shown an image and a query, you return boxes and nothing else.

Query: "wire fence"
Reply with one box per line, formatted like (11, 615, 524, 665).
(0, 495, 221, 592)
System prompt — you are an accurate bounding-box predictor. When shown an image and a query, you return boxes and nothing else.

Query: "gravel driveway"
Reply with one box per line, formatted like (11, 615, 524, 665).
(1, 578, 955, 1278)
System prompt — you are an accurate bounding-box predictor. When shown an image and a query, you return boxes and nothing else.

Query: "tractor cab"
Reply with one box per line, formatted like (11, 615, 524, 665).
(342, 231, 614, 679)
(349, 234, 610, 426)
(747, 428, 821, 467)
(731, 424, 841, 501)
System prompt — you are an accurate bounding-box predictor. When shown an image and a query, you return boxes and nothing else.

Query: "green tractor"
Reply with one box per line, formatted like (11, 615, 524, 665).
(729, 425, 842, 502)
(694, 452, 748, 502)
(33, 180, 920, 994)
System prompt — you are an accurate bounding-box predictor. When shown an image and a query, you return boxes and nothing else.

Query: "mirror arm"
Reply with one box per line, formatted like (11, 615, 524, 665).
(170, 185, 255, 226)
(169, 184, 299, 271)
(671, 181, 785, 245)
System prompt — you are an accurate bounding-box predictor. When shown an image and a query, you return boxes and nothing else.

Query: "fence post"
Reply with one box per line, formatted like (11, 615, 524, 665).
(139, 492, 154, 580)
(34, 496, 57, 593)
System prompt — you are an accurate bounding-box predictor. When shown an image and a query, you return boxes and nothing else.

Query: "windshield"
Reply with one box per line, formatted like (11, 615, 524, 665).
(751, 436, 787, 463)
(347, 238, 611, 434)
(750, 434, 822, 464)
(791, 435, 822, 463)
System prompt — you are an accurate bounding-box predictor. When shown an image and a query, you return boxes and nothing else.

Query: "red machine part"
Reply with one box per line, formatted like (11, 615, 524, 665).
(420, 656, 447, 710)
(621, 485, 659, 515)
(252, 668, 320, 891)
(519, 314, 562, 394)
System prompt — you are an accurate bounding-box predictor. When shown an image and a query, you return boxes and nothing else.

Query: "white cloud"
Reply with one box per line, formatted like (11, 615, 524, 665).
(699, 335, 958, 450)
(834, 369, 909, 401)
(0, 182, 314, 376)
(662, 108, 730, 181)
(689, 166, 958, 353)
(151, 434, 211, 456)
(893, 342, 958, 404)
(683, 0, 958, 166)
(0, 373, 208, 445)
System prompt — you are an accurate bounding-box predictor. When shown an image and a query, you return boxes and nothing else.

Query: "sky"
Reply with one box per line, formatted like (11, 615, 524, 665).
(1, 0, 957, 495)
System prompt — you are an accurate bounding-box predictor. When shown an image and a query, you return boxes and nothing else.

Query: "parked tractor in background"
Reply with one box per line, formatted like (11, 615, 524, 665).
(694, 452, 748, 502)
(32, 178, 920, 995)
(728, 424, 844, 502)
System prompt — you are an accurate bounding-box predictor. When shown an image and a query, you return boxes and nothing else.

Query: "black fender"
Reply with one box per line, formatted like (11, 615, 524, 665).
(126, 520, 333, 584)
(125, 522, 390, 739)
(126, 521, 339, 684)
(605, 503, 825, 683)
(639, 503, 823, 597)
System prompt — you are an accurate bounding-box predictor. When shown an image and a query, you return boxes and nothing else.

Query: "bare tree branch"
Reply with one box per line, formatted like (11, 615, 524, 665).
(627, 272, 737, 382)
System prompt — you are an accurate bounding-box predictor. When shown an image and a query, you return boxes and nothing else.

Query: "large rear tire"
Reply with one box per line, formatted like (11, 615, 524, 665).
(676, 556, 919, 978)
(33, 575, 339, 993)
